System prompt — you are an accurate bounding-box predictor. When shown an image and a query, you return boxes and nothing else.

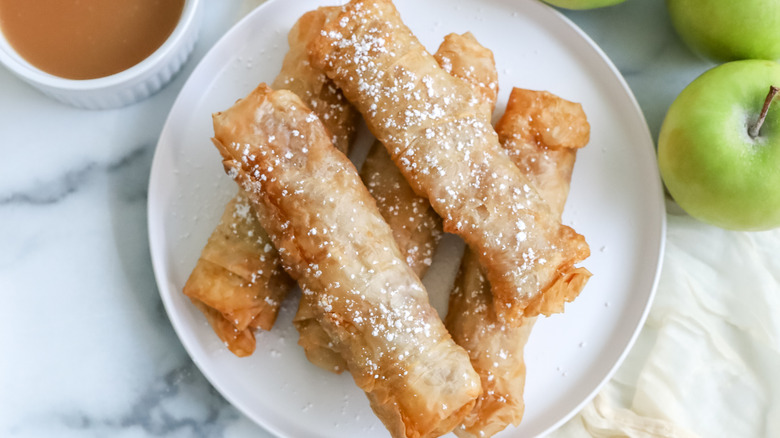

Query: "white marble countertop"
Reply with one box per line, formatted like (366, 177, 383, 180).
(2, 0, 764, 437)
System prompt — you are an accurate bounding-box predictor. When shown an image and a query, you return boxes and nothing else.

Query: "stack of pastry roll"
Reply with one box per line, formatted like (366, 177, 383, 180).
(304, 0, 592, 435)
(186, 0, 593, 436)
(307, 13, 590, 434)
(309, 0, 590, 326)
(182, 9, 358, 357)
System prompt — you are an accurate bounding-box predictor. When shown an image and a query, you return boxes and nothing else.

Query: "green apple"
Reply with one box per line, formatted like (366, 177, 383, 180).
(541, 0, 625, 10)
(667, 0, 780, 62)
(658, 59, 780, 231)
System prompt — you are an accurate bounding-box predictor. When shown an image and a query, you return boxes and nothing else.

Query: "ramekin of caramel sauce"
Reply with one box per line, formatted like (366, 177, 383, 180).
(0, 0, 201, 109)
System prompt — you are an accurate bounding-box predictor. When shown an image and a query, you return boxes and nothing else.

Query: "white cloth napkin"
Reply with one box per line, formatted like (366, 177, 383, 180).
(553, 208, 780, 437)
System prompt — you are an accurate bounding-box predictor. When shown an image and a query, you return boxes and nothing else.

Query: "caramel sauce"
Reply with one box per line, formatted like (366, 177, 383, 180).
(0, 0, 184, 80)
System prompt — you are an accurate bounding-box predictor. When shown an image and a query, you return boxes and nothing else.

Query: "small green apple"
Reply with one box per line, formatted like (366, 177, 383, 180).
(541, 0, 625, 10)
(667, 0, 780, 62)
(658, 59, 780, 231)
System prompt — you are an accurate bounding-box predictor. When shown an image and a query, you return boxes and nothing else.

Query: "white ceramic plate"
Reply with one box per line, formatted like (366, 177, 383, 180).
(148, 0, 666, 436)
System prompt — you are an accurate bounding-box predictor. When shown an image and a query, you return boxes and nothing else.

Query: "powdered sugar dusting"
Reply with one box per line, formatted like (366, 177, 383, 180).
(312, 0, 588, 323)
(212, 83, 479, 418)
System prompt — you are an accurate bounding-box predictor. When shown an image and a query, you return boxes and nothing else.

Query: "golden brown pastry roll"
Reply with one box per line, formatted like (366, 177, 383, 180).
(360, 31, 497, 279)
(183, 194, 293, 356)
(448, 88, 592, 437)
(309, 0, 589, 325)
(183, 8, 359, 356)
(212, 84, 481, 438)
(298, 31, 499, 372)
(360, 31, 498, 279)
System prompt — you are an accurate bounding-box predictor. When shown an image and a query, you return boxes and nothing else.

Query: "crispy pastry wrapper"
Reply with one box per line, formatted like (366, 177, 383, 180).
(364, 31, 497, 278)
(212, 84, 481, 438)
(360, 30, 498, 281)
(183, 194, 292, 356)
(182, 8, 358, 356)
(496, 88, 590, 216)
(300, 31, 499, 371)
(360, 141, 442, 277)
(309, 0, 589, 325)
(359, 32, 498, 281)
(190, 299, 257, 357)
(271, 8, 358, 154)
(495, 88, 592, 317)
(447, 251, 537, 438)
(449, 88, 593, 437)
(433, 32, 499, 115)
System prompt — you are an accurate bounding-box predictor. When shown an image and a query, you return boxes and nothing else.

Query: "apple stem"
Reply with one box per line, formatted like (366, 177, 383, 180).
(749, 85, 779, 139)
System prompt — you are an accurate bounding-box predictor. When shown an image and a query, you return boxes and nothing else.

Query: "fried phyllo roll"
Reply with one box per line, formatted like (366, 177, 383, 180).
(361, 32, 496, 279)
(297, 31, 498, 373)
(309, 0, 589, 325)
(448, 88, 592, 438)
(302, 31, 497, 371)
(212, 84, 481, 438)
(183, 9, 358, 356)
(183, 194, 293, 351)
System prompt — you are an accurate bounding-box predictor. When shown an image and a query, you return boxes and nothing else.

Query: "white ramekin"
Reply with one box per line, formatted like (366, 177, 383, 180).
(0, 0, 202, 110)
